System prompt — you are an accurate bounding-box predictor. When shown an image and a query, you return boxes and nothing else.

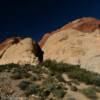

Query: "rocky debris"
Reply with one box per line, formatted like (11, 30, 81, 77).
(41, 17, 100, 74)
(0, 37, 43, 65)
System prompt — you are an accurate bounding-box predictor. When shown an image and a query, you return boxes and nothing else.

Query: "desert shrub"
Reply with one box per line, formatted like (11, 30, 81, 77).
(91, 86, 100, 93)
(42, 60, 100, 86)
(30, 64, 45, 75)
(53, 88, 65, 98)
(67, 68, 93, 84)
(22, 64, 34, 71)
(71, 79, 80, 85)
(18, 80, 41, 97)
(45, 83, 65, 98)
(25, 83, 39, 96)
(42, 78, 65, 98)
(42, 90, 50, 97)
(0, 63, 19, 72)
(42, 60, 79, 73)
(11, 67, 31, 79)
(46, 83, 56, 92)
(38, 89, 50, 99)
(93, 75, 100, 86)
(18, 80, 30, 90)
(11, 68, 23, 79)
(67, 69, 100, 86)
(70, 85, 78, 91)
(81, 87, 97, 99)
(41, 60, 58, 73)
(30, 73, 40, 81)
(66, 94, 76, 100)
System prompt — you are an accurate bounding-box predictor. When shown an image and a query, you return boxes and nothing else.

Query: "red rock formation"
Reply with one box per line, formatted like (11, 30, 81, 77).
(39, 17, 100, 47)
(0, 37, 23, 51)
(39, 33, 51, 48)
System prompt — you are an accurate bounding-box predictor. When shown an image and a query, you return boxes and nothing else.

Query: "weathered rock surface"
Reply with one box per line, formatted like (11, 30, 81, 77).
(39, 33, 51, 48)
(41, 17, 100, 74)
(39, 17, 100, 48)
(0, 37, 43, 65)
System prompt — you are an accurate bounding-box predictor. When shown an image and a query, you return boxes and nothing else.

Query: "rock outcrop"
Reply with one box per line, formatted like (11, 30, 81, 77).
(41, 17, 100, 74)
(39, 17, 100, 48)
(0, 37, 43, 65)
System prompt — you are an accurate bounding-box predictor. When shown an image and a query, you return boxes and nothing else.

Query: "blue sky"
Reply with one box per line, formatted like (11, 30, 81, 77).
(0, 0, 100, 42)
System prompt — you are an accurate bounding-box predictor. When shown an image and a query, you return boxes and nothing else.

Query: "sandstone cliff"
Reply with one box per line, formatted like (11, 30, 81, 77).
(39, 17, 100, 47)
(0, 37, 43, 65)
(41, 17, 100, 74)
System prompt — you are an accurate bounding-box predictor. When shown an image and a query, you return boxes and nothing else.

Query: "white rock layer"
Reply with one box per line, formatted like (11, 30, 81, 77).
(0, 38, 41, 65)
(43, 29, 100, 73)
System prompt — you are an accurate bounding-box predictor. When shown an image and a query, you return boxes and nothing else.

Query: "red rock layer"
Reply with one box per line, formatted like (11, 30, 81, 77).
(39, 17, 100, 48)
(0, 37, 23, 51)
(39, 33, 51, 48)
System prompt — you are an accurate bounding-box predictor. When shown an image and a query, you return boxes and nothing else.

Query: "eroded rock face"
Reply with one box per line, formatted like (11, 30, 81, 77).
(40, 17, 100, 47)
(0, 37, 43, 65)
(42, 17, 100, 74)
(39, 33, 51, 48)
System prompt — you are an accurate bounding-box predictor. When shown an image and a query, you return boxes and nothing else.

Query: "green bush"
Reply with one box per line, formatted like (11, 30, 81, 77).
(25, 84, 39, 96)
(42, 78, 65, 98)
(53, 88, 65, 98)
(46, 84, 56, 92)
(41, 60, 58, 73)
(18, 80, 30, 90)
(11, 67, 31, 79)
(0, 63, 19, 72)
(81, 87, 97, 99)
(12, 73, 21, 79)
(93, 75, 100, 86)
(42, 60, 79, 73)
(39, 89, 50, 99)
(42, 60, 100, 86)
(11, 68, 22, 79)
(30, 73, 40, 81)
(71, 79, 80, 85)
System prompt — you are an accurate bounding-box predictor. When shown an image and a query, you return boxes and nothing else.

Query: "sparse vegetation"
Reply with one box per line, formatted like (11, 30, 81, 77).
(71, 79, 80, 85)
(42, 60, 100, 86)
(70, 85, 78, 91)
(93, 86, 100, 93)
(1, 60, 100, 99)
(81, 87, 97, 99)
(25, 83, 39, 96)
(0, 63, 18, 72)
(41, 76, 66, 99)
(18, 80, 30, 90)
(11, 67, 31, 79)
(66, 94, 76, 100)
(53, 88, 65, 98)
(30, 73, 40, 81)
